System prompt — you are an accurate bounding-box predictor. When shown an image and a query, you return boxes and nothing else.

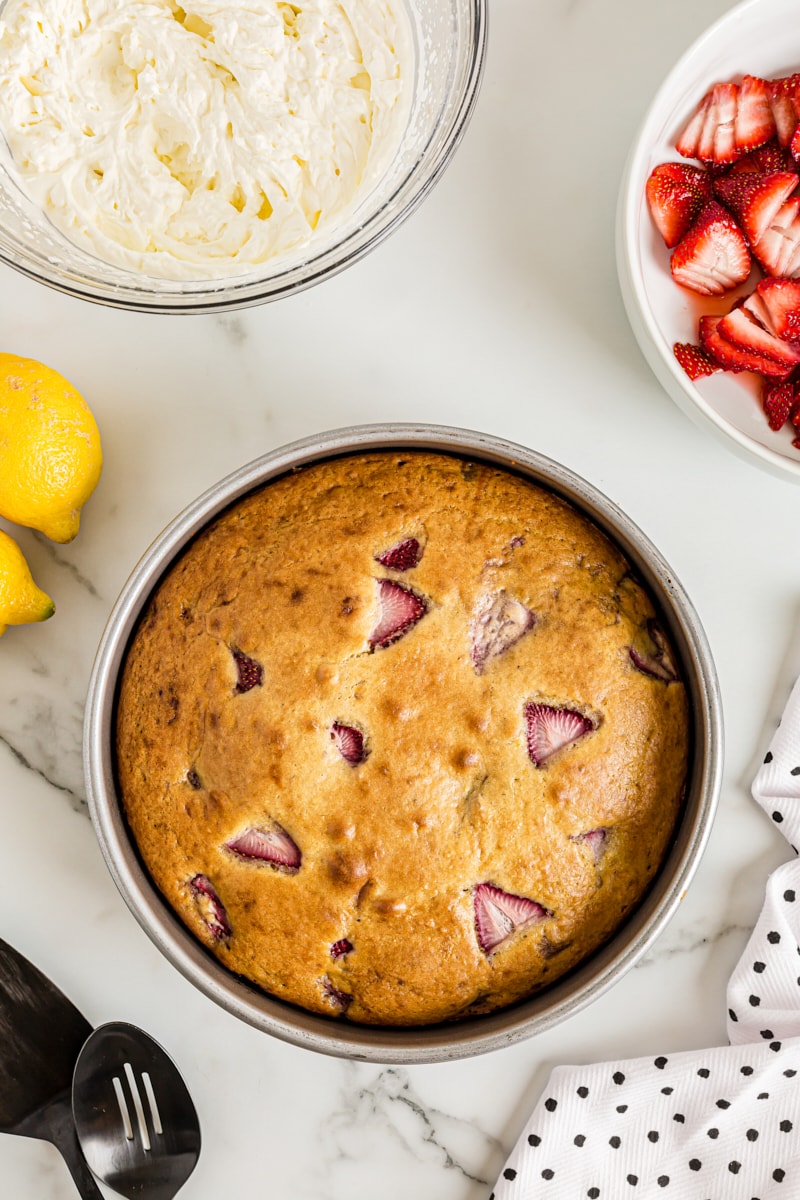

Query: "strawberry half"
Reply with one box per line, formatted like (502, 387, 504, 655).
(331, 721, 369, 766)
(731, 138, 797, 175)
(673, 341, 720, 381)
(670, 202, 751, 295)
(473, 882, 551, 956)
(375, 537, 422, 572)
(646, 162, 713, 248)
(369, 579, 428, 649)
(762, 378, 795, 430)
(225, 824, 302, 872)
(769, 74, 800, 147)
(713, 170, 798, 245)
(751, 194, 800, 276)
(524, 702, 595, 767)
(677, 83, 739, 165)
(735, 75, 776, 154)
(232, 647, 263, 694)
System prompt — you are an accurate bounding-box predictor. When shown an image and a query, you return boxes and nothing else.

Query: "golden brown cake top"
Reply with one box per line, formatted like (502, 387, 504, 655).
(116, 451, 689, 1025)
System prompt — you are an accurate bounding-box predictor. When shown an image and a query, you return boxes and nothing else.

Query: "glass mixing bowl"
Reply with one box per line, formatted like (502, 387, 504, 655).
(0, 0, 487, 313)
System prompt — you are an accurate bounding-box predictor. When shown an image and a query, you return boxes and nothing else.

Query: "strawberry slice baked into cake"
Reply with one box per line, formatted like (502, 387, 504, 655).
(115, 453, 689, 1025)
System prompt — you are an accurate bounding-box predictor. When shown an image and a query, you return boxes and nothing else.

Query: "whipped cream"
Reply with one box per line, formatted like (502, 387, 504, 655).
(0, 0, 411, 278)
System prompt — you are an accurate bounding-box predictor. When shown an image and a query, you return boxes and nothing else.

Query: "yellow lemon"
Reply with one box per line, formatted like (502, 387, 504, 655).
(0, 353, 102, 543)
(0, 528, 55, 636)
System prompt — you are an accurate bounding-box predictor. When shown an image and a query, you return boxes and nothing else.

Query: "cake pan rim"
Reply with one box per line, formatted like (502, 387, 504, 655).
(83, 422, 723, 1063)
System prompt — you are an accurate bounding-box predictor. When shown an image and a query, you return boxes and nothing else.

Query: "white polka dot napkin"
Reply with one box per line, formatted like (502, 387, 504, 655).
(490, 678, 800, 1200)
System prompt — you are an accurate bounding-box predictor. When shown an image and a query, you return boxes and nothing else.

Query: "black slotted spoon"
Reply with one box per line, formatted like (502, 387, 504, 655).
(0, 937, 104, 1198)
(72, 1021, 201, 1200)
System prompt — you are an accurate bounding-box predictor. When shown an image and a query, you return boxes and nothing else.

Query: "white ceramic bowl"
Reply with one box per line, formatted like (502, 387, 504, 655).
(617, 0, 800, 481)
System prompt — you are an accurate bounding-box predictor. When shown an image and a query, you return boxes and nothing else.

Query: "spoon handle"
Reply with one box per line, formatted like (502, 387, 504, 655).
(21, 1092, 105, 1199)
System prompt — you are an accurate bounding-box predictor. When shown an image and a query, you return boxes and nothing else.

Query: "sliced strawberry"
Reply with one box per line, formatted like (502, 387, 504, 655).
(699, 314, 793, 377)
(769, 74, 800, 146)
(572, 827, 610, 863)
(756, 277, 800, 341)
(670, 202, 751, 295)
(629, 619, 679, 684)
(676, 88, 713, 160)
(703, 82, 739, 163)
(330, 938, 353, 960)
(189, 874, 231, 940)
(331, 721, 368, 766)
(369, 578, 427, 649)
(752, 194, 800, 276)
(226, 825, 301, 872)
(673, 341, 719, 381)
(677, 83, 739, 164)
(735, 75, 776, 154)
(375, 537, 422, 572)
(762, 378, 794, 430)
(713, 170, 797, 244)
(717, 304, 800, 372)
(473, 882, 551, 956)
(646, 162, 713, 248)
(524, 702, 595, 768)
(232, 647, 263, 693)
(470, 590, 535, 674)
(741, 287, 776, 333)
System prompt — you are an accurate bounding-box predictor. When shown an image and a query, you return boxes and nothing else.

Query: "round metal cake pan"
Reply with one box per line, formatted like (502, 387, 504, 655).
(84, 423, 723, 1064)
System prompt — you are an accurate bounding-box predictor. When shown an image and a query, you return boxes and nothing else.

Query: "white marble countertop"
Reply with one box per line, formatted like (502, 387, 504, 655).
(2, 0, 798, 1195)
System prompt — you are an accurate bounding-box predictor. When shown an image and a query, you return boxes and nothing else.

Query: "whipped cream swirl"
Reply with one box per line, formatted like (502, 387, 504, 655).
(0, 0, 411, 278)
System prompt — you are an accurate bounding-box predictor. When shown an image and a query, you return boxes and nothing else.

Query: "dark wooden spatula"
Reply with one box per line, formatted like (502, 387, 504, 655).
(0, 936, 103, 1198)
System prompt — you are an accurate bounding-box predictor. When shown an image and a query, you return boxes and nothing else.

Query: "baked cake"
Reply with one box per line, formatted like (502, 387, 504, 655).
(115, 451, 689, 1025)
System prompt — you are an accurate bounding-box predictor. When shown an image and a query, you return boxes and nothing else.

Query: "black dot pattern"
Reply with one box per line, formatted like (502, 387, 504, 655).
(492, 1033, 800, 1200)
(491, 714, 800, 1200)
